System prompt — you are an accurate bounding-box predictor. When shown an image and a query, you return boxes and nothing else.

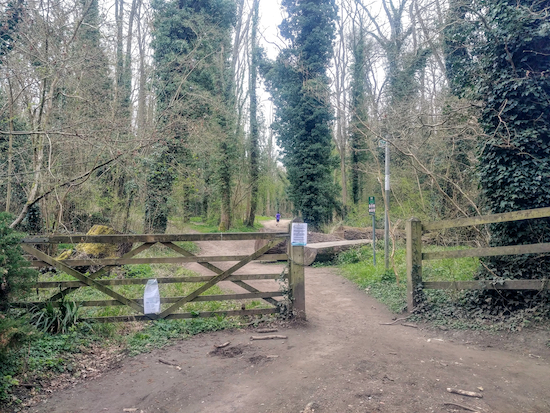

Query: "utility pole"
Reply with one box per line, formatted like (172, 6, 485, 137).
(384, 140, 390, 269)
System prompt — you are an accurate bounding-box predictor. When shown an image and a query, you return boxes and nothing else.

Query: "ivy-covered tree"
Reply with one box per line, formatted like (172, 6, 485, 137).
(149, 0, 237, 233)
(244, 0, 260, 228)
(349, 18, 372, 205)
(0, 0, 23, 62)
(446, 0, 550, 285)
(263, 0, 340, 229)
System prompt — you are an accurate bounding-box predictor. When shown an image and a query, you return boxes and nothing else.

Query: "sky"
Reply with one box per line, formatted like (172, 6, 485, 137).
(259, 0, 284, 59)
(257, 0, 285, 129)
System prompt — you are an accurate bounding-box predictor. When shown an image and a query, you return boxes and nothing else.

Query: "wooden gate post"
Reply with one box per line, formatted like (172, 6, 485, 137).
(289, 221, 306, 320)
(406, 217, 423, 312)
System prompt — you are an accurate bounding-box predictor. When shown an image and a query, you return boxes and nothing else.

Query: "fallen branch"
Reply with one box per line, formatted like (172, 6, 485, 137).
(447, 388, 483, 398)
(256, 328, 278, 333)
(250, 335, 287, 340)
(402, 323, 418, 328)
(214, 342, 231, 349)
(443, 402, 480, 412)
(158, 359, 179, 366)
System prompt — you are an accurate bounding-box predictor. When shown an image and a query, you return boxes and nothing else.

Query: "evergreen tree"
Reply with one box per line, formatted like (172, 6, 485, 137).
(263, 0, 339, 229)
(446, 0, 550, 286)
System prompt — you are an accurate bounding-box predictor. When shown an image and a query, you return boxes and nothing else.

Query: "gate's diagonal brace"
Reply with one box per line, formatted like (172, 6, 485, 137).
(46, 243, 155, 302)
(21, 245, 145, 314)
(162, 242, 280, 306)
(162, 242, 226, 276)
(158, 238, 285, 319)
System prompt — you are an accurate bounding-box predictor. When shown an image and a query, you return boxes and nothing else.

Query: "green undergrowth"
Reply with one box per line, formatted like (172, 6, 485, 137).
(338, 244, 479, 315)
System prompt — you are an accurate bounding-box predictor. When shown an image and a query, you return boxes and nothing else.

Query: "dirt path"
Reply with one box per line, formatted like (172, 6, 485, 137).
(26, 221, 550, 413)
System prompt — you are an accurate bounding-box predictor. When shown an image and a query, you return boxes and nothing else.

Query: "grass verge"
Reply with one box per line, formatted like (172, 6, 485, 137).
(337, 244, 550, 331)
(337, 244, 479, 315)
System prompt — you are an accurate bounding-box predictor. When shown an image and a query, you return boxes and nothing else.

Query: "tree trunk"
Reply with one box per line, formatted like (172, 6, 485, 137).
(136, 0, 147, 135)
(245, 0, 260, 227)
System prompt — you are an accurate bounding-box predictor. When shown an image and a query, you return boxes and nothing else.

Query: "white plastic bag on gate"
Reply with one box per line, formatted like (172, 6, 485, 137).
(144, 279, 160, 314)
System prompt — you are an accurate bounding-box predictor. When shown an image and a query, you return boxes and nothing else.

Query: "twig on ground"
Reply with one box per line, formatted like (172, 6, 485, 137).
(447, 388, 483, 398)
(443, 401, 480, 412)
(380, 315, 412, 325)
(250, 335, 287, 340)
(214, 342, 231, 349)
(158, 359, 178, 366)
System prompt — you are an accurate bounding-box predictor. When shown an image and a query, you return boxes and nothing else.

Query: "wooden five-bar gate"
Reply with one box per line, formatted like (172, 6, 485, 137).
(19, 231, 306, 322)
(406, 207, 550, 312)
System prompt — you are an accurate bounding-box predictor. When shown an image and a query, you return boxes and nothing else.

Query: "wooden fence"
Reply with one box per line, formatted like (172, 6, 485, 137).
(18, 231, 306, 322)
(406, 207, 550, 312)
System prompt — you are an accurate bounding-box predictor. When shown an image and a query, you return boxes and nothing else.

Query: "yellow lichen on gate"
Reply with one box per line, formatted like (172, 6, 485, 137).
(76, 225, 118, 258)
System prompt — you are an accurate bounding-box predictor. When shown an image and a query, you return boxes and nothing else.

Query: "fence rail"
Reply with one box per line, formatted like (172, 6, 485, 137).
(406, 207, 550, 312)
(18, 231, 306, 322)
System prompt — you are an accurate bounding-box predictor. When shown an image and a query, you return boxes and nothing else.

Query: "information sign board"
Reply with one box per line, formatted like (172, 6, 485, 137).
(291, 223, 308, 246)
(368, 197, 375, 215)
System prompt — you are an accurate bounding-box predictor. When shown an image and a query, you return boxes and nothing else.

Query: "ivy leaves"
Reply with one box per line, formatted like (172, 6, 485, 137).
(263, 0, 340, 228)
(448, 0, 550, 285)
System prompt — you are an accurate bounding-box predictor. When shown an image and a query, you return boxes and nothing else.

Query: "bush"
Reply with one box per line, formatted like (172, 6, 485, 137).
(0, 212, 37, 309)
(0, 213, 37, 359)
(0, 314, 34, 403)
(29, 298, 82, 334)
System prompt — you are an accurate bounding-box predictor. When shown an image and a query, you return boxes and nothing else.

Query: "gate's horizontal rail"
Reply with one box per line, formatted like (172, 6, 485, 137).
(422, 242, 550, 260)
(422, 206, 550, 231)
(28, 253, 288, 267)
(423, 279, 550, 290)
(22, 232, 290, 244)
(13, 291, 285, 308)
(32, 273, 282, 288)
(84, 308, 278, 323)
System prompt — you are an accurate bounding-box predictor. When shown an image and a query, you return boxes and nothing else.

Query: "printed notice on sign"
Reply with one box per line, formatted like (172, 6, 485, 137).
(291, 223, 308, 246)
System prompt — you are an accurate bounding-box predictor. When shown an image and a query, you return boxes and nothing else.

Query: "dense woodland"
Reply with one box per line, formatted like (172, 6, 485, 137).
(0, 0, 549, 274)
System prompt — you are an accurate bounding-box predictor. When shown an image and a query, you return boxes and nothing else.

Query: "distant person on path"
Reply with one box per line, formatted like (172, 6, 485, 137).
(276, 212, 281, 226)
